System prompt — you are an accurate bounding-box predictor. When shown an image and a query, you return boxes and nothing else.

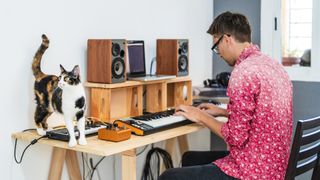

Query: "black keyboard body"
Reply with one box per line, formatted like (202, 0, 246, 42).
(115, 109, 192, 136)
(46, 123, 107, 141)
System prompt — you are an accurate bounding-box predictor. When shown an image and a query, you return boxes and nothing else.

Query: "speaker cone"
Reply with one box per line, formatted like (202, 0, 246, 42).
(178, 55, 188, 71)
(112, 57, 125, 79)
(112, 43, 121, 57)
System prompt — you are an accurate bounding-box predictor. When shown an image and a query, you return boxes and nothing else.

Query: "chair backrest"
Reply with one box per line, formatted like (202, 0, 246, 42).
(285, 116, 320, 180)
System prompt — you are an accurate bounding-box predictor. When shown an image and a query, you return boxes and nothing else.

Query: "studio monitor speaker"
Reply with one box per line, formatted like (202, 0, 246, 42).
(87, 39, 127, 84)
(156, 39, 189, 76)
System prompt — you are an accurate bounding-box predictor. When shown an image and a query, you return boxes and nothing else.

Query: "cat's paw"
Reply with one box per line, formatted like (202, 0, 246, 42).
(68, 139, 77, 147)
(36, 128, 46, 136)
(78, 137, 87, 146)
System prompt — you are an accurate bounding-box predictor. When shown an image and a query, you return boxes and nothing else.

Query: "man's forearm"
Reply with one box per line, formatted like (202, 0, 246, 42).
(201, 114, 225, 139)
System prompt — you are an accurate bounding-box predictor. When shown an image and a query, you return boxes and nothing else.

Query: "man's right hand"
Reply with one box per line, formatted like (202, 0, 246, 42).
(197, 103, 228, 117)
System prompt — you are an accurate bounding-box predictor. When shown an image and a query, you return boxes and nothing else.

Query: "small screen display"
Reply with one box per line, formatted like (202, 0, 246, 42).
(127, 42, 145, 74)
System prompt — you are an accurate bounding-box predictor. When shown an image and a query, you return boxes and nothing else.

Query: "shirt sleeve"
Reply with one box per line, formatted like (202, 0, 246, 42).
(221, 68, 260, 148)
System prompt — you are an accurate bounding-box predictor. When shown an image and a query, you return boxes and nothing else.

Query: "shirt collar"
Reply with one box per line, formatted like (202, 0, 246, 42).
(236, 44, 261, 66)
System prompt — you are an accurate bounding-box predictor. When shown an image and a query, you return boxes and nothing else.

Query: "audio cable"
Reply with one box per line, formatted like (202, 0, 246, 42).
(141, 147, 173, 180)
(14, 129, 48, 164)
(150, 57, 157, 75)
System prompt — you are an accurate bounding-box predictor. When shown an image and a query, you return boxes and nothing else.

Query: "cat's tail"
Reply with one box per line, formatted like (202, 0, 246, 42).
(32, 34, 49, 79)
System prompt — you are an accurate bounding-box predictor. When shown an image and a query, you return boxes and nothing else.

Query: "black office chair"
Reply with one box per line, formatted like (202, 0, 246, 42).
(285, 116, 320, 180)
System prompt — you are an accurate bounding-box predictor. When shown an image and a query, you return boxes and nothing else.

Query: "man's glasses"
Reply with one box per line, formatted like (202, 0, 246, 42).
(211, 34, 230, 54)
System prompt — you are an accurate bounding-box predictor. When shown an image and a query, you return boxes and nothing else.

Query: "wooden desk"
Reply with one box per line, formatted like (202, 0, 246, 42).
(11, 119, 225, 180)
(193, 95, 229, 104)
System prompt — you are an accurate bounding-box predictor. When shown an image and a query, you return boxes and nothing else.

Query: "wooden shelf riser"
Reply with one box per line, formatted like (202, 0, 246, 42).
(90, 86, 143, 123)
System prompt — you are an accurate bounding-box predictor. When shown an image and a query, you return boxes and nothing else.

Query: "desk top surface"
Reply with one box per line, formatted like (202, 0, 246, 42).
(85, 76, 191, 89)
(12, 123, 208, 157)
(12, 117, 227, 156)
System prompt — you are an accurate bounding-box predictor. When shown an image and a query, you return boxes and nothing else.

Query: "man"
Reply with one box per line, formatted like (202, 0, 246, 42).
(159, 11, 293, 180)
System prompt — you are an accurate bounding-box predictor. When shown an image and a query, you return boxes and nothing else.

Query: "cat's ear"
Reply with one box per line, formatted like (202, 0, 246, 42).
(72, 65, 80, 77)
(60, 64, 66, 73)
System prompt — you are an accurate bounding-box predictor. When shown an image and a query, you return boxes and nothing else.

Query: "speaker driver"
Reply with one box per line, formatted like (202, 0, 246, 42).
(112, 57, 125, 79)
(178, 55, 188, 71)
(112, 43, 121, 57)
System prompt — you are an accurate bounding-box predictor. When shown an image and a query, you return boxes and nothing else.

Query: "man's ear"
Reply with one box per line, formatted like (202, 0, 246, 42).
(224, 34, 231, 44)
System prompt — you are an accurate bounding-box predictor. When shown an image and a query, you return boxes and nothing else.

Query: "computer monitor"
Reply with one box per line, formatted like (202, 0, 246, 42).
(127, 40, 146, 76)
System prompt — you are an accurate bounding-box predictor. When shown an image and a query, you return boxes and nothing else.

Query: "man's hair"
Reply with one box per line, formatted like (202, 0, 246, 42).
(207, 11, 252, 43)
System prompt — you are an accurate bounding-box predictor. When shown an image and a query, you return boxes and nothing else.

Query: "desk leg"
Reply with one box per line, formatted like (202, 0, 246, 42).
(162, 138, 176, 173)
(48, 147, 66, 180)
(122, 149, 136, 180)
(164, 135, 189, 166)
(177, 135, 189, 155)
(65, 150, 82, 180)
(165, 138, 176, 158)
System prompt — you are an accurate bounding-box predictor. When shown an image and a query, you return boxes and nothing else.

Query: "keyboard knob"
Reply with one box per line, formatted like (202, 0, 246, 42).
(104, 124, 112, 129)
(128, 120, 136, 124)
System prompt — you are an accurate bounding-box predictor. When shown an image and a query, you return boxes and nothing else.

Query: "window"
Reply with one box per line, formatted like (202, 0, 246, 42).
(281, 0, 312, 66)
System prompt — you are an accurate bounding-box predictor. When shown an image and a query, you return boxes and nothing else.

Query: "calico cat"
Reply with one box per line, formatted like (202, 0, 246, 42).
(32, 34, 87, 147)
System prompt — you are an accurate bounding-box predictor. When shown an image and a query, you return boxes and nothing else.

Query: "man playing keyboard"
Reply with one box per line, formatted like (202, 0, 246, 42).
(159, 11, 293, 180)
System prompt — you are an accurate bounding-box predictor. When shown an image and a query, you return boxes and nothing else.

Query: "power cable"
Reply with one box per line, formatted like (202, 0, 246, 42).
(14, 129, 48, 164)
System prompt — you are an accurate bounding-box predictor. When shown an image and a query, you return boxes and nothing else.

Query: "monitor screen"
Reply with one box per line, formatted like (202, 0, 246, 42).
(127, 41, 145, 75)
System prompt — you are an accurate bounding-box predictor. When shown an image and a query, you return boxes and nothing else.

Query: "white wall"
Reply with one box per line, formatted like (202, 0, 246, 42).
(260, 0, 281, 60)
(0, 0, 213, 179)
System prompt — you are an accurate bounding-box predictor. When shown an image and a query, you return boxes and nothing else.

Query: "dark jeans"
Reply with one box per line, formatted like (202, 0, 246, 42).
(159, 151, 238, 180)
(158, 163, 237, 180)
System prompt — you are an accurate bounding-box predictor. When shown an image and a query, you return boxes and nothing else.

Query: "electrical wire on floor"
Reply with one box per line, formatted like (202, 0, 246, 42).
(82, 153, 94, 180)
(81, 152, 107, 180)
(141, 147, 173, 180)
(14, 129, 48, 164)
(90, 156, 106, 180)
(137, 145, 149, 156)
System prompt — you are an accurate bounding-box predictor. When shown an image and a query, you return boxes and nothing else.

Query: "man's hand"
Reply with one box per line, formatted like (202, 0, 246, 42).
(175, 105, 210, 125)
(197, 103, 228, 117)
(175, 104, 225, 138)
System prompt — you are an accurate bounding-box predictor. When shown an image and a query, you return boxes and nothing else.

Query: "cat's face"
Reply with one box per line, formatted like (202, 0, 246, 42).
(58, 65, 81, 89)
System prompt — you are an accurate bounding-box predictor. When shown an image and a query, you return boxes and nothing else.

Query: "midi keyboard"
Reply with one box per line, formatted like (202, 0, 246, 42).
(115, 101, 227, 136)
(115, 109, 192, 136)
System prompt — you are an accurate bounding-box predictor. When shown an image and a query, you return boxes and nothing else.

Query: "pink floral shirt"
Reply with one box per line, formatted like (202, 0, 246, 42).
(214, 45, 293, 180)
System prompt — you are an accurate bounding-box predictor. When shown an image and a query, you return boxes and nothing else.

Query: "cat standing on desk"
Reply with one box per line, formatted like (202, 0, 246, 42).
(32, 34, 87, 147)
